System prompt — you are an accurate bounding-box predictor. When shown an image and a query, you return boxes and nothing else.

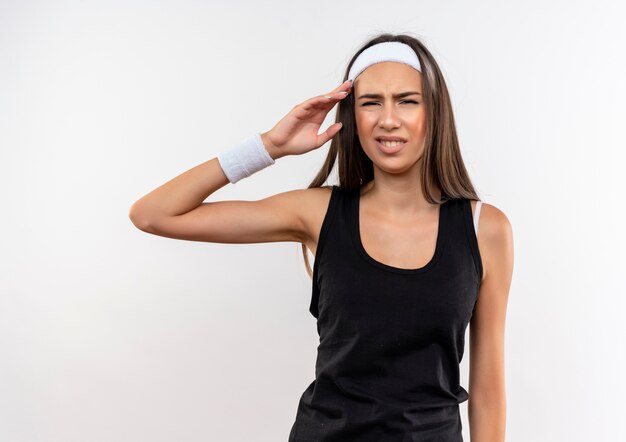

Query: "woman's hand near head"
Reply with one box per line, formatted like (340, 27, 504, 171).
(261, 80, 353, 159)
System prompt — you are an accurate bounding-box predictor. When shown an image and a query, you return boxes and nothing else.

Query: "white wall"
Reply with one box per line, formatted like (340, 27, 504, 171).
(1, 0, 624, 440)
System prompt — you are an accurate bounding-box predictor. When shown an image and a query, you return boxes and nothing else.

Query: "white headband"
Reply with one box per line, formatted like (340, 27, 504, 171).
(347, 41, 422, 83)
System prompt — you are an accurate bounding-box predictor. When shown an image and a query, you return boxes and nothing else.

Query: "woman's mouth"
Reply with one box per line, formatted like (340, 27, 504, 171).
(376, 139, 407, 154)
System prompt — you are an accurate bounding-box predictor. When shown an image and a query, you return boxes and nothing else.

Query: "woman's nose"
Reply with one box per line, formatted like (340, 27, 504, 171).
(378, 107, 401, 128)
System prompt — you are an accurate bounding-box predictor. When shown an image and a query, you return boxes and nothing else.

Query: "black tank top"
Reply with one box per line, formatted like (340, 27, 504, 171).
(288, 185, 483, 442)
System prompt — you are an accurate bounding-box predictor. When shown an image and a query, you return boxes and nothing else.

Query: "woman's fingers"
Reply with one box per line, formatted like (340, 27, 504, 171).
(315, 80, 354, 105)
(331, 79, 353, 94)
(323, 79, 353, 99)
(299, 80, 353, 113)
(268, 80, 351, 155)
(302, 91, 350, 112)
(322, 91, 349, 101)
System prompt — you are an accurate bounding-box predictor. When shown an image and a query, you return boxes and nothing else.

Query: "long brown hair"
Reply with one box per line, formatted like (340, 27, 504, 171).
(300, 32, 481, 278)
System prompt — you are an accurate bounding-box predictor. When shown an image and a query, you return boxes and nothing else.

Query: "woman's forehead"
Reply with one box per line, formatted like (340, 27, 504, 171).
(354, 62, 422, 93)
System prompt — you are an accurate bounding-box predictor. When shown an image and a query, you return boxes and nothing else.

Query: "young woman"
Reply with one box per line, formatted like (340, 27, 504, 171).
(129, 33, 514, 442)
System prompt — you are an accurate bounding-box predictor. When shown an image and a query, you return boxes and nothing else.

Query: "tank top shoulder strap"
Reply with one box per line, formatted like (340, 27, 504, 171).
(309, 185, 344, 318)
(473, 200, 483, 235)
(447, 198, 484, 283)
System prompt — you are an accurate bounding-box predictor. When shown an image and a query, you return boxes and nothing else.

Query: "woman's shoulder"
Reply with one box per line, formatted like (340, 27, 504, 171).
(296, 185, 339, 251)
(300, 185, 340, 215)
(471, 200, 513, 267)
(470, 200, 511, 235)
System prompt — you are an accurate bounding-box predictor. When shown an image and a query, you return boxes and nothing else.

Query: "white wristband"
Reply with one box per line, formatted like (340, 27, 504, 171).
(216, 133, 276, 184)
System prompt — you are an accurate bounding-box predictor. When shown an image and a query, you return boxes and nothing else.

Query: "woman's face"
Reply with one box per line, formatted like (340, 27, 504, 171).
(353, 61, 426, 174)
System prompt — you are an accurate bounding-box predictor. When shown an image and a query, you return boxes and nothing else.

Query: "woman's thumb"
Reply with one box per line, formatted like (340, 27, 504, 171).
(319, 122, 343, 146)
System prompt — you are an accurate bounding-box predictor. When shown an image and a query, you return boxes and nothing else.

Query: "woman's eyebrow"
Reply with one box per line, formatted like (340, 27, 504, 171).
(357, 91, 422, 100)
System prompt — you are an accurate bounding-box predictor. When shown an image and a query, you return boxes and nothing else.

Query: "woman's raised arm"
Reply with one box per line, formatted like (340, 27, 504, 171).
(128, 79, 352, 244)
